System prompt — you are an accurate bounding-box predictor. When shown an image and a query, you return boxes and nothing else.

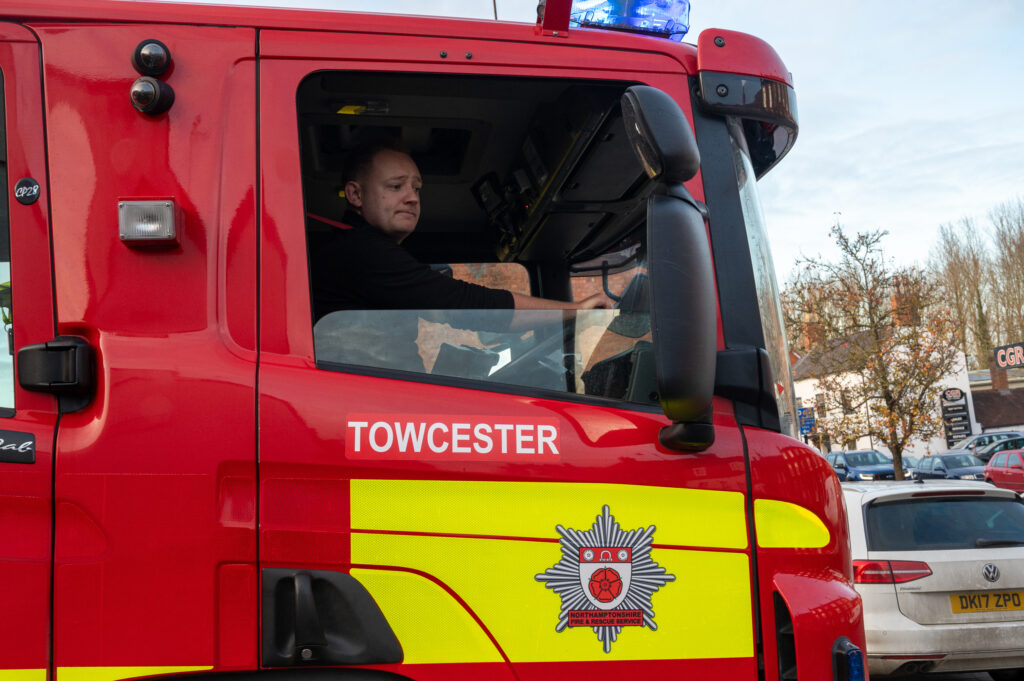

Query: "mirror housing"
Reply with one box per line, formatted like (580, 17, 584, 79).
(622, 86, 715, 452)
(621, 86, 700, 183)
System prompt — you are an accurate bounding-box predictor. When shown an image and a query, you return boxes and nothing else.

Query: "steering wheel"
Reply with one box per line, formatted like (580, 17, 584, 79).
(487, 324, 569, 387)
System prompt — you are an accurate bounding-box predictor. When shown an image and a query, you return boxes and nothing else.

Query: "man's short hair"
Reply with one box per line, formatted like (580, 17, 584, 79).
(343, 140, 409, 186)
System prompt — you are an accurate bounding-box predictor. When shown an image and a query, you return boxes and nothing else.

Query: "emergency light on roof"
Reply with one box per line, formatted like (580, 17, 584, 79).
(569, 0, 690, 40)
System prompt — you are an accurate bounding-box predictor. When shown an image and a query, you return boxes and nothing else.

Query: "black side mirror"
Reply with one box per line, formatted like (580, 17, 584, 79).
(622, 86, 714, 452)
(621, 86, 701, 184)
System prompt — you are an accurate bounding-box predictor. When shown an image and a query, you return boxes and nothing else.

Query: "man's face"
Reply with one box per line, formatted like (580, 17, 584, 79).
(346, 149, 422, 242)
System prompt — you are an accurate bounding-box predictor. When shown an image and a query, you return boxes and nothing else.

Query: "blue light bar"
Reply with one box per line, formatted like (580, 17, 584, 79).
(569, 0, 690, 40)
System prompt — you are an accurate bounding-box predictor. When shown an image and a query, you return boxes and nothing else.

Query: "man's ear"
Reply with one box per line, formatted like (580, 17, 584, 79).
(344, 180, 363, 209)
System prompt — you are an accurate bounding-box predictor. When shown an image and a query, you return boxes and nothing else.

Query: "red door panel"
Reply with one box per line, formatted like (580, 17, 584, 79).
(1011, 453, 1024, 492)
(29, 22, 259, 675)
(258, 30, 757, 679)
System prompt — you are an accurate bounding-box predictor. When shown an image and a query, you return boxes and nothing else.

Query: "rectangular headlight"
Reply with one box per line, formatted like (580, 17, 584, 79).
(119, 199, 180, 246)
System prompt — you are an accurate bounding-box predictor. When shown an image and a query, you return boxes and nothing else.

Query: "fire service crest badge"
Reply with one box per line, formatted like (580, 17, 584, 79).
(535, 505, 675, 652)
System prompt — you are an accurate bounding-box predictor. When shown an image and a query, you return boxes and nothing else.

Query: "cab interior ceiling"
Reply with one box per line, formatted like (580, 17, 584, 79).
(298, 72, 652, 270)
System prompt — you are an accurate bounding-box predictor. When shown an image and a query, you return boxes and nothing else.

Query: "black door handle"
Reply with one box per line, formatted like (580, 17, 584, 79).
(262, 568, 403, 666)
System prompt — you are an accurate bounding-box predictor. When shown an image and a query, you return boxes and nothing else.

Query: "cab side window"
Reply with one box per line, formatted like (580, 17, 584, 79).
(993, 452, 1008, 468)
(299, 71, 657, 407)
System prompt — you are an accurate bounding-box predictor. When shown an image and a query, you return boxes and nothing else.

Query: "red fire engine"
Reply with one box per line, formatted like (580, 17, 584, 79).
(0, 1, 864, 680)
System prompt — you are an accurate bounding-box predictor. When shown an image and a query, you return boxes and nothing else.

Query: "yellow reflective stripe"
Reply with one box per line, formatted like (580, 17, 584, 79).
(0, 670, 47, 681)
(754, 499, 830, 548)
(352, 533, 753, 662)
(57, 668, 212, 681)
(352, 568, 503, 664)
(351, 479, 748, 549)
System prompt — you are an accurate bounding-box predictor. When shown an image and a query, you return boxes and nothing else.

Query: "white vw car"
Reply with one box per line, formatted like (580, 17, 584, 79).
(843, 481, 1024, 678)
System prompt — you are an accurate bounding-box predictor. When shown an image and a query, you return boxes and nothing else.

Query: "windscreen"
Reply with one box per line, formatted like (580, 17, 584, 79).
(866, 497, 1024, 551)
(726, 118, 796, 437)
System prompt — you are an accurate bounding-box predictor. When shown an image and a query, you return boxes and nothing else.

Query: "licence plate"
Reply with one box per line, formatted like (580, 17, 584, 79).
(951, 591, 1024, 613)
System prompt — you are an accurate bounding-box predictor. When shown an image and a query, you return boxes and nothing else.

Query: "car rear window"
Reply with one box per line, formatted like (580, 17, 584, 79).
(865, 497, 1024, 551)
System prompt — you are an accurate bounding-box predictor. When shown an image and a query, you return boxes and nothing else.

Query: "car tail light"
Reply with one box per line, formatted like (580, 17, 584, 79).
(853, 560, 892, 583)
(889, 561, 933, 582)
(853, 560, 931, 584)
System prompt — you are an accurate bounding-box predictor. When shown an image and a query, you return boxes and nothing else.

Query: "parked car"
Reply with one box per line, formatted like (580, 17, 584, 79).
(954, 431, 1024, 457)
(977, 436, 1024, 464)
(986, 450, 1024, 493)
(899, 455, 923, 480)
(843, 480, 1024, 677)
(826, 449, 905, 481)
(913, 453, 986, 480)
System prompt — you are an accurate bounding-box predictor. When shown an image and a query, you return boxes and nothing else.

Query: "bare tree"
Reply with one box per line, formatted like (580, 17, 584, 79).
(988, 199, 1024, 346)
(784, 227, 961, 477)
(930, 219, 993, 368)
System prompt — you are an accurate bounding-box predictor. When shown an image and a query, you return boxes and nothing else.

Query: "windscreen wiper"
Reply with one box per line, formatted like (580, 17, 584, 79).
(975, 538, 1024, 547)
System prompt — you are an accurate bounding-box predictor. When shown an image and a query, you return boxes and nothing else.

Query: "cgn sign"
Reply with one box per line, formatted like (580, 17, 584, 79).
(995, 342, 1024, 369)
(942, 387, 964, 402)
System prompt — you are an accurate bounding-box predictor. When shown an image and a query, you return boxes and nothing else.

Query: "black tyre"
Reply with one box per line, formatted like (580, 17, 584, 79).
(990, 669, 1024, 681)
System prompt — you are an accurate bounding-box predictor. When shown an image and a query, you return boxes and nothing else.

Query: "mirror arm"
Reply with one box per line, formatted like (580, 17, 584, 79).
(657, 183, 709, 218)
(659, 419, 716, 452)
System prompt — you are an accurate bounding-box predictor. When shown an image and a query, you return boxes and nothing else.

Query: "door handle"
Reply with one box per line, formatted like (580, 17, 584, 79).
(292, 572, 327, 659)
(262, 568, 402, 666)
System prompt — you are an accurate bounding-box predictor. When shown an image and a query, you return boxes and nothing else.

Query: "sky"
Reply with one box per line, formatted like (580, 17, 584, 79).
(676, 0, 1024, 283)
(134, 0, 1024, 282)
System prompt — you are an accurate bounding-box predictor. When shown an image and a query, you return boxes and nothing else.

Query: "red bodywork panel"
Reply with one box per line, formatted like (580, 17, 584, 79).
(746, 428, 864, 680)
(697, 28, 794, 87)
(0, 3, 862, 680)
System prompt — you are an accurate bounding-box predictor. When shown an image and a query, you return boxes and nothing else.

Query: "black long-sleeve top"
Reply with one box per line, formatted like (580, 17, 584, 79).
(309, 210, 514, 322)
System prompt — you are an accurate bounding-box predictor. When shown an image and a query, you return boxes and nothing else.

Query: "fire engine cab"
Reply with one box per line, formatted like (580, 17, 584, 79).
(0, 1, 865, 681)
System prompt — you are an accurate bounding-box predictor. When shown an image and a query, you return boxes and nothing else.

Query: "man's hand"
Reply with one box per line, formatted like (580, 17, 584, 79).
(575, 292, 612, 310)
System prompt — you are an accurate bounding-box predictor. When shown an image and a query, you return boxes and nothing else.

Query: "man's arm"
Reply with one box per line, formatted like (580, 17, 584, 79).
(511, 291, 609, 310)
(505, 292, 611, 332)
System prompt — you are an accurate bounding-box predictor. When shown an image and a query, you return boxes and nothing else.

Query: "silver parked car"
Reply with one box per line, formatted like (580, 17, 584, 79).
(953, 431, 1024, 457)
(843, 481, 1024, 678)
